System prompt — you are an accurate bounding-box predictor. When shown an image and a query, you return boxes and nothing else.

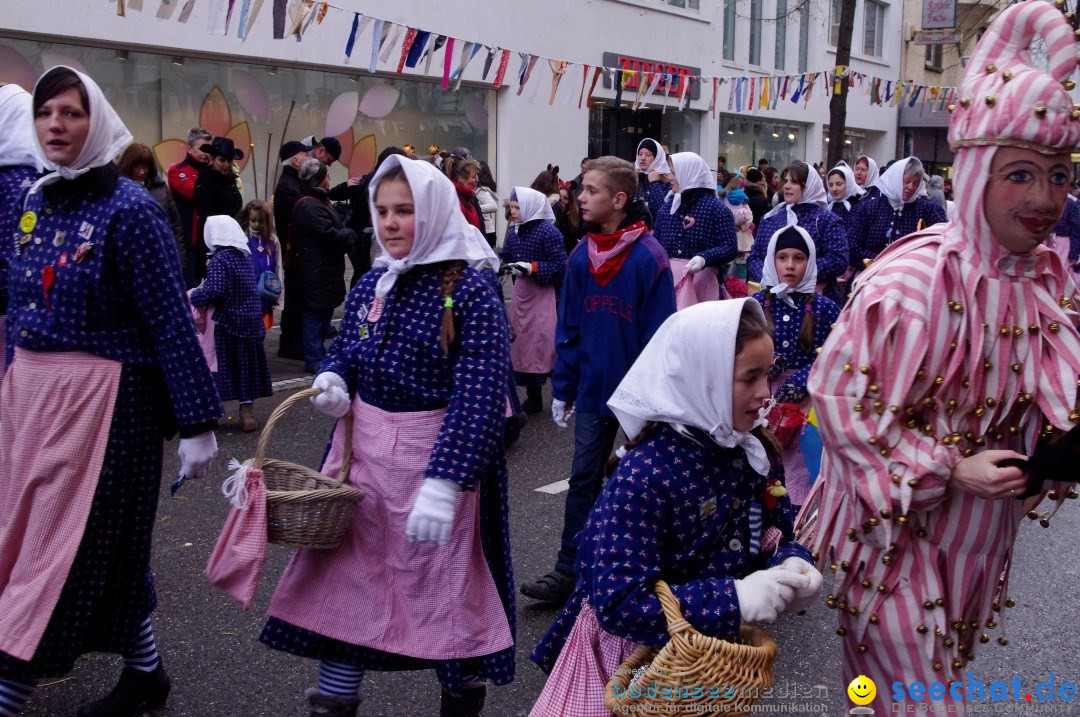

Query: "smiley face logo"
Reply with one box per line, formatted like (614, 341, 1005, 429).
(847, 675, 877, 706)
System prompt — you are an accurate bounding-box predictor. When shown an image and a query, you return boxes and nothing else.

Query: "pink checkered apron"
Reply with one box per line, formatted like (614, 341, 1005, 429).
(508, 277, 557, 375)
(266, 396, 512, 659)
(0, 348, 122, 660)
(530, 601, 639, 717)
(669, 258, 721, 311)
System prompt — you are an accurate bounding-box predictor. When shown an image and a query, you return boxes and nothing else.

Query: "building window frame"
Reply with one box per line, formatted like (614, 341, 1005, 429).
(798, 0, 810, 72)
(829, 0, 842, 47)
(666, 0, 701, 8)
(775, 0, 787, 71)
(925, 42, 943, 71)
(723, 0, 737, 61)
(863, 0, 886, 57)
(749, 0, 763, 65)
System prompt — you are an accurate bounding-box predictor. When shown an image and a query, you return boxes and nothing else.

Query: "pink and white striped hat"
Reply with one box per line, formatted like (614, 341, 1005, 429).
(948, 0, 1080, 154)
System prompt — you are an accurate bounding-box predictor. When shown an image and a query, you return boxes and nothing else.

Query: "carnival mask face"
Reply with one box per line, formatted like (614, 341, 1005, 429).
(982, 146, 1071, 255)
(374, 178, 416, 260)
(854, 161, 869, 186)
(732, 334, 774, 433)
(637, 147, 656, 172)
(35, 86, 90, 167)
(827, 173, 847, 200)
(774, 248, 808, 289)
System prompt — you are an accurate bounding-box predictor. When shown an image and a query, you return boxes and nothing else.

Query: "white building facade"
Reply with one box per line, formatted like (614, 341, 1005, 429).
(1, 0, 902, 218)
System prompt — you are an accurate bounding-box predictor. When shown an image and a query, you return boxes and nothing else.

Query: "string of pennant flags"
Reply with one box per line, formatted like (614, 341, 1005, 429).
(120, 0, 961, 116)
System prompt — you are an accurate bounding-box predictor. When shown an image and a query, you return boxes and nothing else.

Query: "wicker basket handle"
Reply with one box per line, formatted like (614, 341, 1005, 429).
(253, 386, 354, 488)
(654, 580, 694, 638)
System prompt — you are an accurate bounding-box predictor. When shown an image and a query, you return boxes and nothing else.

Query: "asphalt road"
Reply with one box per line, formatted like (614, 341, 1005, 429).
(22, 378, 1080, 716)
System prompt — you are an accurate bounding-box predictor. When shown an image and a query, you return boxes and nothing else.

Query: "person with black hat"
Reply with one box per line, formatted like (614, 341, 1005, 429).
(289, 158, 356, 374)
(274, 139, 312, 360)
(192, 136, 243, 283)
(312, 137, 342, 167)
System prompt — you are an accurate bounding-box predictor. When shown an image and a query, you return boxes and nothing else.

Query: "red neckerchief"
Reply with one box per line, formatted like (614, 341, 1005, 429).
(454, 182, 481, 229)
(586, 221, 647, 287)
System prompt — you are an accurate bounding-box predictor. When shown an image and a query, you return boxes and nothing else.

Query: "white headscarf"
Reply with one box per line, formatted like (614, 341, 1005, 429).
(607, 299, 772, 477)
(635, 138, 671, 176)
(759, 215, 818, 307)
(511, 186, 556, 225)
(876, 157, 929, 210)
(825, 162, 863, 212)
(203, 215, 252, 256)
(29, 66, 132, 193)
(856, 155, 880, 189)
(0, 84, 40, 170)
(370, 155, 499, 300)
(666, 152, 716, 214)
(762, 161, 827, 220)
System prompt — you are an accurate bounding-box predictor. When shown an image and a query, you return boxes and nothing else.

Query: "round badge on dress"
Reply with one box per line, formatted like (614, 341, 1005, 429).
(729, 539, 743, 551)
(19, 212, 36, 234)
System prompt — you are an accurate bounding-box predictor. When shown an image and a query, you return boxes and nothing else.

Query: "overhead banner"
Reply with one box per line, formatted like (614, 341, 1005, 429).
(922, 0, 957, 30)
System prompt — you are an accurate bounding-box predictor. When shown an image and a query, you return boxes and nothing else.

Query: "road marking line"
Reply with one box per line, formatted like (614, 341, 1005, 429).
(535, 479, 569, 494)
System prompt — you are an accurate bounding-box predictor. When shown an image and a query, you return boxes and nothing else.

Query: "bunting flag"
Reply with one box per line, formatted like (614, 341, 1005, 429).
(405, 30, 430, 68)
(440, 37, 456, 89)
(578, 65, 590, 109)
(270, 0, 285, 37)
(453, 42, 481, 90)
(492, 49, 511, 88)
(117, 0, 125, 16)
(368, 19, 386, 73)
(613, 69, 626, 108)
(235, 0, 252, 38)
(549, 60, 568, 105)
(710, 77, 718, 117)
(378, 23, 404, 64)
(397, 27, 419, 73)
(677, 76, 690, 112)
(748, 78, 755, 112)
(344, 14, 372, 62)
(482, 46, 496, 80)
(833, 65, 846, 95)
(423, 35, 447, 74)
(298, 0, 320, 40)
(759, 76, 769, 108)
(207, 0, 228, 34)
(585, 67, 602, 111)
(908, 85, 922, 108)
(517, 54, 539, 96)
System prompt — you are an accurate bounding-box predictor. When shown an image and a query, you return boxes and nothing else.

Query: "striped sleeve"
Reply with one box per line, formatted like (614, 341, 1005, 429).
(808, 259, 962, 518)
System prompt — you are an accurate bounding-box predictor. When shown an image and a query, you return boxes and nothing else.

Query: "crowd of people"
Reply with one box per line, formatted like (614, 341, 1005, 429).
(0, 3, 1079, 716)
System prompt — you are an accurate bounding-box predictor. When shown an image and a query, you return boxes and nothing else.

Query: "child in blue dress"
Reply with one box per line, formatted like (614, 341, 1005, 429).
(189, 215, 272, 432)
(529, 299, 822, 716)
(239, 200, 282, 330)
(751, 221, 840, 506)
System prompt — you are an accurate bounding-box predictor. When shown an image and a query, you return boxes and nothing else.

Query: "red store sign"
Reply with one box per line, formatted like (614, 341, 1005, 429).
(600, 52, 703, 100)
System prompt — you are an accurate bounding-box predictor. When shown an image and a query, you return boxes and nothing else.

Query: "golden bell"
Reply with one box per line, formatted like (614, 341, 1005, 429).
(1035, 105, 1048, 118)
(1071, 110, 1080, 121)
(998, 637, 1009, 646)
(1002, 70, 1013, 82)
(985, 96, 997, 107)
(985, 64, 997, 73)
(960, 97, 971, 108)
(1066, 80, 1077, 91)
(946, 104, 956, 113)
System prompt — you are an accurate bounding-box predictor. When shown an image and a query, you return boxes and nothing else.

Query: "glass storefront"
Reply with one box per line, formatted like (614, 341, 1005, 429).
(717, 116, 806, 173)
(0, 37, 495, 198)
(587, 100, 701, 162)
(819, 127, 871, 168)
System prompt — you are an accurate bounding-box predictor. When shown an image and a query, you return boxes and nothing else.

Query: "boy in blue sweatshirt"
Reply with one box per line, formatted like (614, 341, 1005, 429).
(521, 156, 677, 604)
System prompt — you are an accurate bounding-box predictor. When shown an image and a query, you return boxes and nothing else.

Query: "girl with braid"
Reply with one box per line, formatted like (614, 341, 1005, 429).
(261, 156, 515, 717)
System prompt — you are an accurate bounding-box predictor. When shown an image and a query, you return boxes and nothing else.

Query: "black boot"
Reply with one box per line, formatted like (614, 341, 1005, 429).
(305, 688, 360, 717)
(520, 569, 575, 603)
(522, 386, 543, 414)
(77, 664, 171, 717)
(440, 684, 486, 717)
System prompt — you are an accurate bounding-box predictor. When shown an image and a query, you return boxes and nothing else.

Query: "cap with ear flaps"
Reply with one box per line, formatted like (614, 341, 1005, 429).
(947, 0, 1080, 154)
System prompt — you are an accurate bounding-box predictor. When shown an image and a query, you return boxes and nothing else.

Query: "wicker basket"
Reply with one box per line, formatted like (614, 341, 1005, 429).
(255, 387, 365, 550)
(604, 580, 777, 715)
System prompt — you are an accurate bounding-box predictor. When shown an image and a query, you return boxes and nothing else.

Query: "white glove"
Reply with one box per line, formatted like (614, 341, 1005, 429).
(686, 256, 707, 274)
(773, 557, 824, 613)
(310, 372, 351, 418)
(510, 261, 533, 277)
(733, 568, 809, 624)
(177, 431, 218, 481)
(406, 478, 461, 545)
(551, 398, 574, 428)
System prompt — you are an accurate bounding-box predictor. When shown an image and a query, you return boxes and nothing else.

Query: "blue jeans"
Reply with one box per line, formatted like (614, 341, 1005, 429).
(301, 308, 333, 371)
(555, 412, 619, 576)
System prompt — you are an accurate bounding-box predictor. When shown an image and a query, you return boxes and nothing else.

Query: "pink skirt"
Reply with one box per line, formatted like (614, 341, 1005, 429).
(266, 396, 512, 660)
(0, 348, 122, 660)
(530, 602, 639, 717)
(670, 258, 720, 310)
(509, 277, 557, 375)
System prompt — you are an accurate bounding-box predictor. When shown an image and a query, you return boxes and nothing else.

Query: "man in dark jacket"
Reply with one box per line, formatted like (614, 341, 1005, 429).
(168, 127, 211, 287)
(193, 136, 244, 283)
(290, 159, 357, 374)
(743, 167, 772, 228)
(274, 140, 311, 359)
(328, 146, 406, 287)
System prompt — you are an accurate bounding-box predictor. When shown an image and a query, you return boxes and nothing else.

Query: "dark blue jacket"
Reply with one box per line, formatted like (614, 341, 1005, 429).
(189, 248, 266, 339)
(653, 189, 737, 267)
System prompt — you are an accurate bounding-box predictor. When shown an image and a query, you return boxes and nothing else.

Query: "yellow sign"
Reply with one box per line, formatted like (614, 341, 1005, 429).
(19, 211, 36, 234)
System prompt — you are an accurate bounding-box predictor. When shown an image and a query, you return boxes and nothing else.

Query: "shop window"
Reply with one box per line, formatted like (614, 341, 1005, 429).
(723, 0, 737, 61)
(925, 43, 943, 71)
(749, 0, 763, 65)
(775, 0, 787, 71)
(863, 0, 885, 57)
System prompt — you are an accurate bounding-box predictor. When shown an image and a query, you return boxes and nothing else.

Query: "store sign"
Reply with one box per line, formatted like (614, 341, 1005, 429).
(601, 52, 702, 100)
(922, 0, 957, 30)
(914, 32, 960, 44)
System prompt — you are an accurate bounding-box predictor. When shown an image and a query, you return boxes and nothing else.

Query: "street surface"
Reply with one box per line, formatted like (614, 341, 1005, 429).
(23, 325, 1080, 716)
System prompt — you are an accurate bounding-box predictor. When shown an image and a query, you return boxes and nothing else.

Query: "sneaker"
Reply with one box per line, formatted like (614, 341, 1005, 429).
(440, 684, 486, 717)
(77, 665, 171, 717)
(305, 688, 360, 717)
(239, 403, 258, 432)
(520, 569, 574, 603)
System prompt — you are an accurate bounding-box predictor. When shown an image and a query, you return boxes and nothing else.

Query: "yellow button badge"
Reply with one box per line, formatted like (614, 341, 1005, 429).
(19, 211, 36, 234)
